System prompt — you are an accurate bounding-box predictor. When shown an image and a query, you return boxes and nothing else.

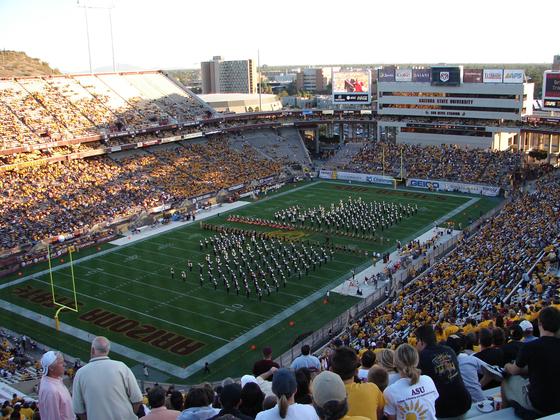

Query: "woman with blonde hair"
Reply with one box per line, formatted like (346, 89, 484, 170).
(377, 349, 400, 386)
(383, 344, 439, 420)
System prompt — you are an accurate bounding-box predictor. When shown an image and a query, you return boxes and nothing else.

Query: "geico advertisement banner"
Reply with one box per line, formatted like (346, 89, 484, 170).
(407, 178, 500, 196)
(503, 70, 524, 84)
(320, 170, 394, 185)
(483, 69, 503, 83)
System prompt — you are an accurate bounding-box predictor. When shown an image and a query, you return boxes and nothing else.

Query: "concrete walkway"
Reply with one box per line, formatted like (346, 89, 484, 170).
(333, 227, 461, 297)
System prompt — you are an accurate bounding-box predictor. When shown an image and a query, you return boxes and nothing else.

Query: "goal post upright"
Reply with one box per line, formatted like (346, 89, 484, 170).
(48, 245, 79, 331)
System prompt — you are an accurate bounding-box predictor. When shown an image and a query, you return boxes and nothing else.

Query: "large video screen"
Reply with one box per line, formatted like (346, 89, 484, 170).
(544, 72, 560, 98)
(431, 67, 461, 86)
(332, 70, 371, 104)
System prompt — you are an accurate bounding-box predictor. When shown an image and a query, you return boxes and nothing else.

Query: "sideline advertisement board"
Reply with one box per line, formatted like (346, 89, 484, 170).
(332, 70, 371, 104)
(406, 178, 500, 196)
(319, 170, 394, 185)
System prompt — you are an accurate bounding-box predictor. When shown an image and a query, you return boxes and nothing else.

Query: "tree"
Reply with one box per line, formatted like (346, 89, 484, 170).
(259, 80, 272, 94)
(286, 82, 298, 96)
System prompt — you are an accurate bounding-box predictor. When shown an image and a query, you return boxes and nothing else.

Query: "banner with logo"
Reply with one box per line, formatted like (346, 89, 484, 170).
(227, 183, 245, 192)
(377, 68, 395, 82)
(412, 69, 431, 82)
(406, 178, 500, 196)
(463, 69, 483, 83)
(431, 67, 461, 86)
(395, 68, 413, 82)
(503, 70, 524, 84)
(319, 170, 394, 185)
(319, 170, 337, 179)
(483, 69, 503, 83)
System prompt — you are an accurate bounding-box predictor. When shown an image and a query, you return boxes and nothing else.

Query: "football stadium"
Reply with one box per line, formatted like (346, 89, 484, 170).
(0, 1, 559, 419)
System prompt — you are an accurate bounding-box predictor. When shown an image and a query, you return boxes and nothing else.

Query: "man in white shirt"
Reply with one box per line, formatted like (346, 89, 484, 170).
(72, 336, 143, 420)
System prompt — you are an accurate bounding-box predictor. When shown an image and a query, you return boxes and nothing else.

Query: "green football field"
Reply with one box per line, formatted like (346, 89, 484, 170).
(0, 180, 501, 383)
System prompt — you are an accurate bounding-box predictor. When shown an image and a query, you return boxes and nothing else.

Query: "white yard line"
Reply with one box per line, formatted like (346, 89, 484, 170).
(30, 276, 229, 342)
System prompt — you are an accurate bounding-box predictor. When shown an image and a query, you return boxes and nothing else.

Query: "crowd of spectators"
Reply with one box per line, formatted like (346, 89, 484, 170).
(342, 176, 559, 351)
(0, 332, 39, 383)
(0, 73, 209, 150)
(29, 301, 560, 419)
(0, 139, 281, 251)
(345, 142, 522, 187)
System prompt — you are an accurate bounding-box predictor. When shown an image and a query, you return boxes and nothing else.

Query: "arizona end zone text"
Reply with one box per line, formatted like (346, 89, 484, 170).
(333, 94, 370, 102)
(13, 285, 205, 356)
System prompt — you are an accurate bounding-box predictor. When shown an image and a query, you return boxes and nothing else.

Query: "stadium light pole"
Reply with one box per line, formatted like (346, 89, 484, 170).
(77, 0, 117, 73)
(108, 6, 116, 72)
(258, 49, 262, 111)
(78, 0, 93, 74)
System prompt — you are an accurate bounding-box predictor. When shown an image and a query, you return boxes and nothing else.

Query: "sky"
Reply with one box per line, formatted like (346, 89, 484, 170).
(0, 0, 557, 73)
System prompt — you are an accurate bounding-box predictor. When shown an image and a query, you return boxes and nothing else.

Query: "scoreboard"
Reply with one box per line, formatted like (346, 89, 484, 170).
(543, 71, 560, 110)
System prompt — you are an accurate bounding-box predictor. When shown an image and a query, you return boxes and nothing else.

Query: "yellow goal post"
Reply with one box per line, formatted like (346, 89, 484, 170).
(47, 244, 79, 331)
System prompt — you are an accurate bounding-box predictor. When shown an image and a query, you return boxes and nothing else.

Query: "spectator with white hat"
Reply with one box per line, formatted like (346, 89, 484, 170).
(519, 320, 537, 343)
(38, 350, 74, 420)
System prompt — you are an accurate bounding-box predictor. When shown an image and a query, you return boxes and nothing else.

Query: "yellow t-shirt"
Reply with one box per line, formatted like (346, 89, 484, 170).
(345, 381, 385, 420)
(444, 325, 460, 339)
(478, 320, 493, 329)
(20, 408, 33, 420)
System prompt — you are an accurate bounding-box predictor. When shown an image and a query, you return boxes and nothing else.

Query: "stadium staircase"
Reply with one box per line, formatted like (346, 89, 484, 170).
(278, 127, 313, 169)
(322, 142, 365, 170)
(228, 129, 310, 170)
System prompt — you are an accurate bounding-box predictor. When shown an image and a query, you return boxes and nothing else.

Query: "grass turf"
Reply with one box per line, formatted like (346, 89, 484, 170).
(0, 180, 501, 382)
